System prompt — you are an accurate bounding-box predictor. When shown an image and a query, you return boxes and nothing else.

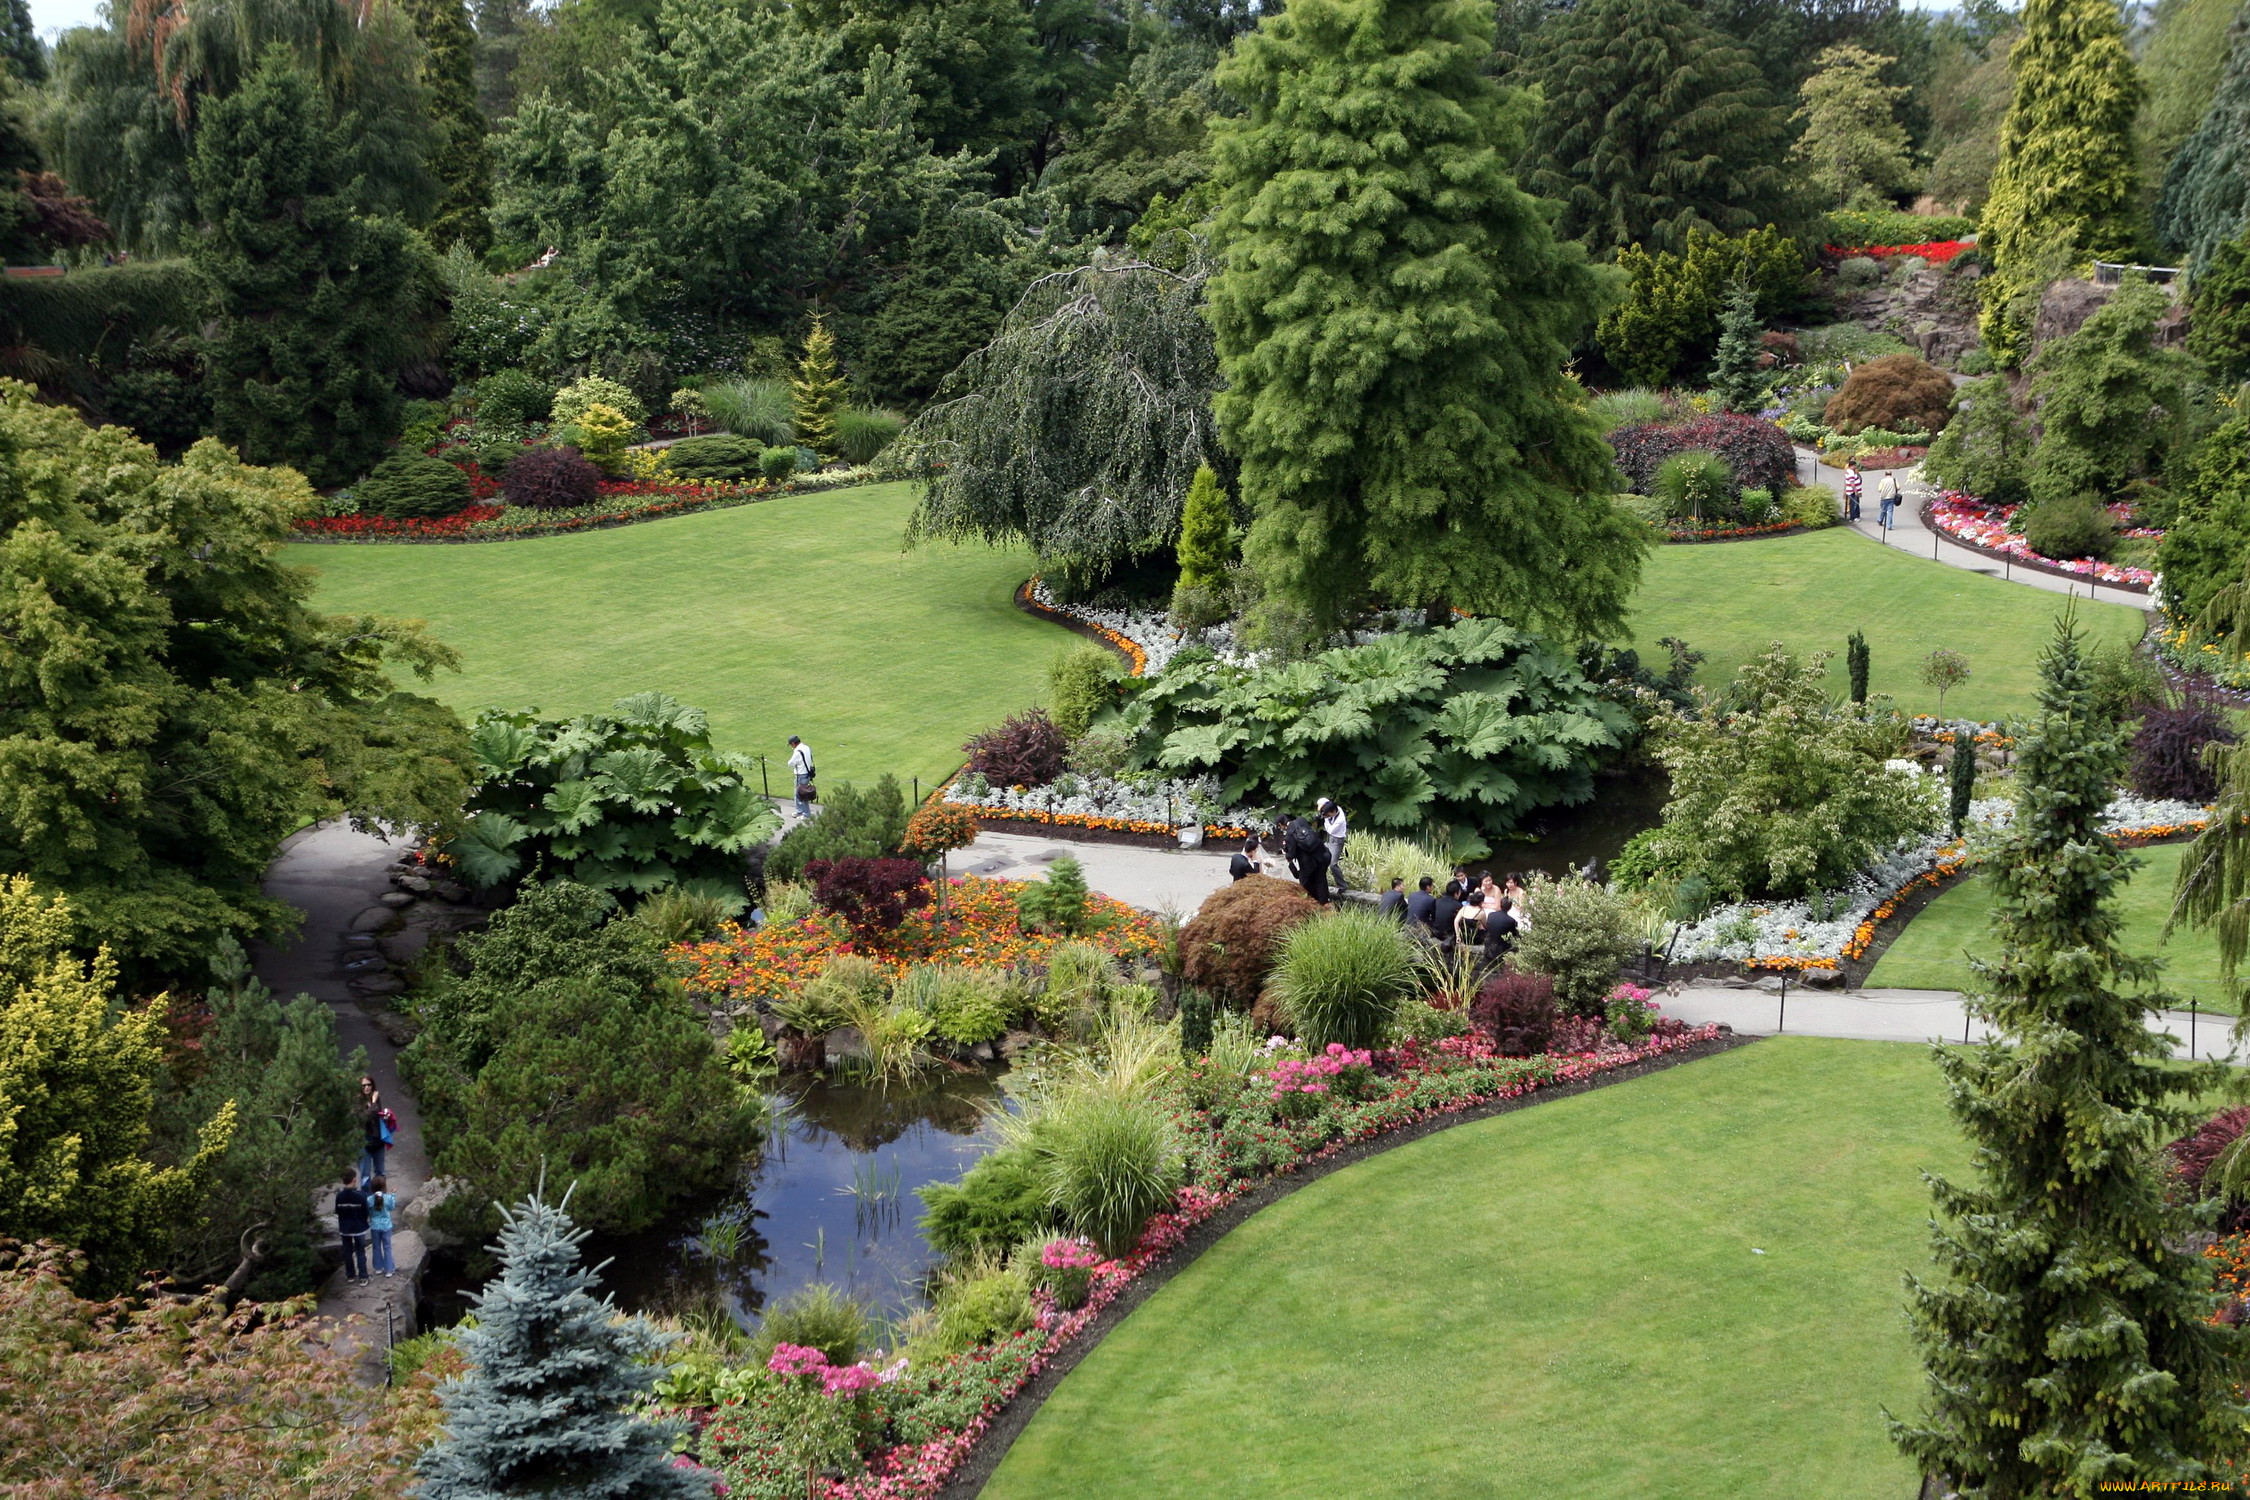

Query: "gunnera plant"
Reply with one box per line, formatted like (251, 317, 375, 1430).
(501, 446, 603, 510)
(1268, 906, 1419, 1051)
(358, 452, 473, 519)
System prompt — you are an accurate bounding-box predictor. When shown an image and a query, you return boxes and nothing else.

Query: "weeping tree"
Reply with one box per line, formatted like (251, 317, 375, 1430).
(892, 249, 1227, 578)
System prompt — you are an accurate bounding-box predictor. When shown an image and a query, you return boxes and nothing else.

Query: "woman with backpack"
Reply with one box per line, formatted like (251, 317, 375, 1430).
(359, 1076, 394, 1187)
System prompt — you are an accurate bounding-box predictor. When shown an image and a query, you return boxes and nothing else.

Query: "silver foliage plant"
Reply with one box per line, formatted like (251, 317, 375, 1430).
(891, 248, 1226, 568)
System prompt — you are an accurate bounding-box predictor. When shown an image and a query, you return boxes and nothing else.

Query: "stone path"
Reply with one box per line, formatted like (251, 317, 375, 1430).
(1790, 446, 2155, 613)
(947, 828, 1237, 914)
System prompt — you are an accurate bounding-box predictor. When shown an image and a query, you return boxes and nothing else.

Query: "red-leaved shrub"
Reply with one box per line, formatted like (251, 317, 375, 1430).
(1469, 970, 1556, 1057)
(501, 445, 602, 510)
(805, 856, 930, 940)
(964, 709, 1069, 789)
(1608, 413, 1795, 497)
(1823, 354, 1954, 436)
(2172, 1107, 2250, 1192)
(1181, 874, 1321, 1008)
(2131, 699, 2238, 803)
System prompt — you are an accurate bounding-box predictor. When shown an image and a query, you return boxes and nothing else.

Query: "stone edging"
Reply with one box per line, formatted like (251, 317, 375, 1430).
(934, 1031, 1757, 1498)
(1915, 499, 2153, 595)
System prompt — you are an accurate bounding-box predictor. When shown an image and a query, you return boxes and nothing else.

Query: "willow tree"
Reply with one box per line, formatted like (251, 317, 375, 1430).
(1207, 0, 1646, 635)
(893, 249, 1225, 575)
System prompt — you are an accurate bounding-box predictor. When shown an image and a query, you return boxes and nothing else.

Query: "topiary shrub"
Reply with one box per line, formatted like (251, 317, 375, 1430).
(1608, 413, 1796, 498)
(501, 446, 602, 510)
(1469, 970, 1556, 1056)
(476, 368, 554, 427)
(758, 445, 798, 481)
(1823, 353, 1954, 437)
(663, 433, 761, 480)
(2021, 494, 2116, 561)
(1180, 874, 1321, 1008)
(2131, 699, 2238, 803)
(964, 708, 1070, 789)
(358, 452, 473, 518)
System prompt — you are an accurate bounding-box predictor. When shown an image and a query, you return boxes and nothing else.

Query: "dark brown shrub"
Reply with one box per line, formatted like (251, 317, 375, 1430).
(1469, 971, 1556, 1056)
(1180, 875, 1320, 1009)
(805, 856, 930, 941)
(963, 709, 1069, 789)
(502, 445, 602, 510)
(2131, 698, 2238, 802)
(2171, 1106, 2250, 1192)
(1247, 991, 1295, 1039)
(1823, 354, 1954, 436)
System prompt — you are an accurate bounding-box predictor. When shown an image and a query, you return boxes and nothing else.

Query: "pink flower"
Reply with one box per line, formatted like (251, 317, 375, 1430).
(766, 1342, 830, 1377)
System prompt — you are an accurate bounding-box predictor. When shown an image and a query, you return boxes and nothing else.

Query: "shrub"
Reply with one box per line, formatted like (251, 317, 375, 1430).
(1508, 877, 1640, 1017)
(834, 406, 905, 465)
(664, 433, 761, 481)
(925, 1268, 1033, 1356)
(562, 401, 634, 474)
(1469, 970, 1556, 1056)
(1832, 255, 1883, 290)
(667, 386, 711, 433)
(748, 1284, 869, 1369)
(1589, 388, 1666, 433)
(1179, 875, 1321, 1009)
(764, 776, 910, 884)
(1617, 494, 1669, 530)
(2021, 494, 2116, 562)
(705, 376, 795, 445)
(924, 966, 1021, 1046)
(357, 452, 472, 519)
(1923, 375, 2031, 506)
(757, 445, 799, 481)
(1390, 997, 1471, 1044)
(899, 802, 980, 863)
(551, 374, 645, 428)
(805, 856, 929, 940)
(1179, 986, 1215, 1057)
(1823, 207, 1978, 247)
(501, 445, 602, 510)
(1030, 1092, 1180, 1256)
(2157, 418, 2250, 624)
(1168, 580, 1232, 633)
(1737, 487, 1774, 524)
(1783, 484, 1839, 529)
(919, 1144, 1053, 1257)
(1607, 413, 1795, 498)
(2131, 699, 2238, 802)
(632, 885, 730, 946)
(1796, 321, 1914, 365)
(965, 708, 1070, 789)
(398, 397, 449, 450)
(1268, 907, 1418, 1051)
(1652, 450, 1734, 521)
(477, 368, 554, 427)
(1047, 644, 1121, 738)
(2171, 1107, 2250, 1193)
(1823, 354, 1955, 437)
(1016, 855, 1092, 936)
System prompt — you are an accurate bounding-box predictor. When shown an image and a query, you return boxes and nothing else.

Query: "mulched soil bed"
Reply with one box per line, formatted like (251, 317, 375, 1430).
(934, 1031, 1758, 1499)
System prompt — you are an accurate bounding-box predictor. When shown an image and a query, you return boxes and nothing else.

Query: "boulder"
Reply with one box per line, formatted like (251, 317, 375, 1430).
(350, 906, 398, 933)
(1801, 967, 1846, 990)
(379, 890, 416, 909)
(351, 972, 407, 998)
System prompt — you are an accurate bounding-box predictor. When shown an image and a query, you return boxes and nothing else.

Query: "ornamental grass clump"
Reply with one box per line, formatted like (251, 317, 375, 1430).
(1029, 1091, 1181, 1257)
(748, 1283, 870, 1369)
(1268, 906, 1418, 1051)
(704, 376, 795, 446)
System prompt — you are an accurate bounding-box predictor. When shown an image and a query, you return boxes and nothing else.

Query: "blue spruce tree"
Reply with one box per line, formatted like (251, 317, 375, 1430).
(419, 1190, 716, 1499)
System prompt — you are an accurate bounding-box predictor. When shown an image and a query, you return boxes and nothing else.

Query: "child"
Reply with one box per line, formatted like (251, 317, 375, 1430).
(367, 1175, 398, 1279)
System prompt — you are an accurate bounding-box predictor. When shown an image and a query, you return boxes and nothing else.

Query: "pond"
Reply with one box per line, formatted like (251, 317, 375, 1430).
(420, 1068, 1009, 1334)
(1480, 761, 1667, 879)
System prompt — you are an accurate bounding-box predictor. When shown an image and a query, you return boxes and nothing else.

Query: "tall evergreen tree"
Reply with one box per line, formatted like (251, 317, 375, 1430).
(1892, 619, 2250, 1492)
(418, 1190, 715, 1498)
(791, 315, 847, 459)
(1207, 0, 1648, 635)
(1174, 463, 1233, 588)
(1709, 277, 1766, 412)
(191, 51, 431, 487)
(1518, 0, 1801, 257)
(2158, 7, 2250, 271)
(0, 0, 42, 83)
(1790, 43, 1916, 208)
(403, 0, 493, 252)
(1976, 0, 2145, 366)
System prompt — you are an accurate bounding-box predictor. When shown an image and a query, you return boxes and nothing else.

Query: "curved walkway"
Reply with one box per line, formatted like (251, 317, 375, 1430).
(1789, 446, 2153, 613)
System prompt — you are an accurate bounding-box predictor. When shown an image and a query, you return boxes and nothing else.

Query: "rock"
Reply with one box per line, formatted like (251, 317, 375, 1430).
(999, 1029, 1041, 1059)
(350, 905, 397, 933)
(342, 931, 377, 948)
(429, 879, 471, 903)
(399, 1177, 462, 1248)
(379, 891, 415, 909)
(1754, 975, 1787, 993)
(1802, 967, 1846, 990)
(351, 972, 406, 998)
(367, 1008, 419, 1045)
(394, 874, 432, 894)
(971, 1041, 998, 1063)
(1721, 975, 1759, 990)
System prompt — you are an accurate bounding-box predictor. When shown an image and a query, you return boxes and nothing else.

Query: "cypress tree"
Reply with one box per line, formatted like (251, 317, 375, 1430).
(1946, 730, 1976, 835)
(402, 0, 493, 253)
(1207, 0, 1648, 636)
(1710, 278, 1766, 413)
(1847, 629, 1871, 705)
(419, 1190, 716, 1498)
(1174, 464, 1232, 589)
(191, 51, 427, 487)
(1891, 619, 2250, 1492)
(2159, 8, 2250, 271)
(1976, 0, 2145, 367)
(1518, 0, 1800, 258)
(791, 316, 847, 460)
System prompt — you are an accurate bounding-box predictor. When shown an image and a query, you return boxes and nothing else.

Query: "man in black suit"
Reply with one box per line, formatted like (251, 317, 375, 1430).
(1404, 876, 1439, 938)
(1376, 877, 1407, 918)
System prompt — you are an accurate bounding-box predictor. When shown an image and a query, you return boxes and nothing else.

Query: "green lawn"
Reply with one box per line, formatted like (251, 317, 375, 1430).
(1869, 841, 2237, 1012)
(985, 1038, 1961, 1500)
(285, 483, 1067, 787)
(1629, 528, 2145, 722)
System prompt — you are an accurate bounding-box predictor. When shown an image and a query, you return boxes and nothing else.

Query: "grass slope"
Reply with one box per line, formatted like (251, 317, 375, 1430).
(1869, 841, 2236, 1012)
(1629, 529, 2144, 722)
(284, 483, 1065, 788)
(984, 1038, 1960, 1500)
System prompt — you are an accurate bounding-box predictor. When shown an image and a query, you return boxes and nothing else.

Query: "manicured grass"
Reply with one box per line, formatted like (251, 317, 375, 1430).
(1629, 528, 2145, 722)
(1869, 841, 2237, 1012)
(984, 1038, 1962, 1500)
(284, 483, 1067, 788)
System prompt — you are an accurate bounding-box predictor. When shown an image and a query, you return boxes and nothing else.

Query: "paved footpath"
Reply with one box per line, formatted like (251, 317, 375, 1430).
(1666, 981, 2242, 1061)
(1791, 446, 2154, 613)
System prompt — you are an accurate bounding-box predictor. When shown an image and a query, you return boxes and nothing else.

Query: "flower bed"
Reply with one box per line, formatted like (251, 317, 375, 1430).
(1845, 445, 1927, 470)
(684, 1016, 1725, 1499)
(1666, 518, 1804, 543)
(938, 764, 1265, 845)
(671, 875, 1165, 1004)
(1826, 239, 1974, 265)
(2152, 621, 2250, 695)
(1927, 490, 2158, 589)
(291, 468, 875, 543)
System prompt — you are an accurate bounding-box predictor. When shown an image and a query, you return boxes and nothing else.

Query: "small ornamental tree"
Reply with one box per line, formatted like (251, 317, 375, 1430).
(2131, 698, 2237, 803)
(418, 1191, 716, 1500)
(1920, 648, 1972, 717)
(1174, 463, 1233, 589)
(791, 316, 848, 460)
(900, 802, 980, 863)
(1789, 44, 1916, 208)
(1180, 874, 1320, 1007)
(1892, 620, 2250, 1491)
(1016, 855, 1093, 936)
(1709, 278, 1766, 413)
(806, 857, 931, 941)
(1847, 630, 1872, 706)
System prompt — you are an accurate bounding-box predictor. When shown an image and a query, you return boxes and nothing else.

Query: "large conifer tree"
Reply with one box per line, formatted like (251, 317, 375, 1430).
(1892, 619, 2249, 1492)
(2158, 8, 2250, 272)
(1517, 0, 1799, 257)
(1207, 0, 1647, 636)
(1976, 0, 2144, 366)
(403, 0, 493, 253)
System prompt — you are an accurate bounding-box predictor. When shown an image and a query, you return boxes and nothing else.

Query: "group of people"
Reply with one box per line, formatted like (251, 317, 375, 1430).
(1379, 869, 1534, 964)
(332, 1075, 402, 1287)
(1840, 458, 1902, 529)
(1233, 799, 1353, 902)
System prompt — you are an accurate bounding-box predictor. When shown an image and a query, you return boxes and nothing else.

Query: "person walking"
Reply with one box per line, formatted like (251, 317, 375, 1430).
(1843, 459, 1863, 523)
(357, 1077, 388, 1187)
(334, 1172, 371, 1287)
(787, 735, 816, 819)
(1318, 799, 1350, 894)
(367, 1176, 398, 1279)
(1877, 469, 1901, 531)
